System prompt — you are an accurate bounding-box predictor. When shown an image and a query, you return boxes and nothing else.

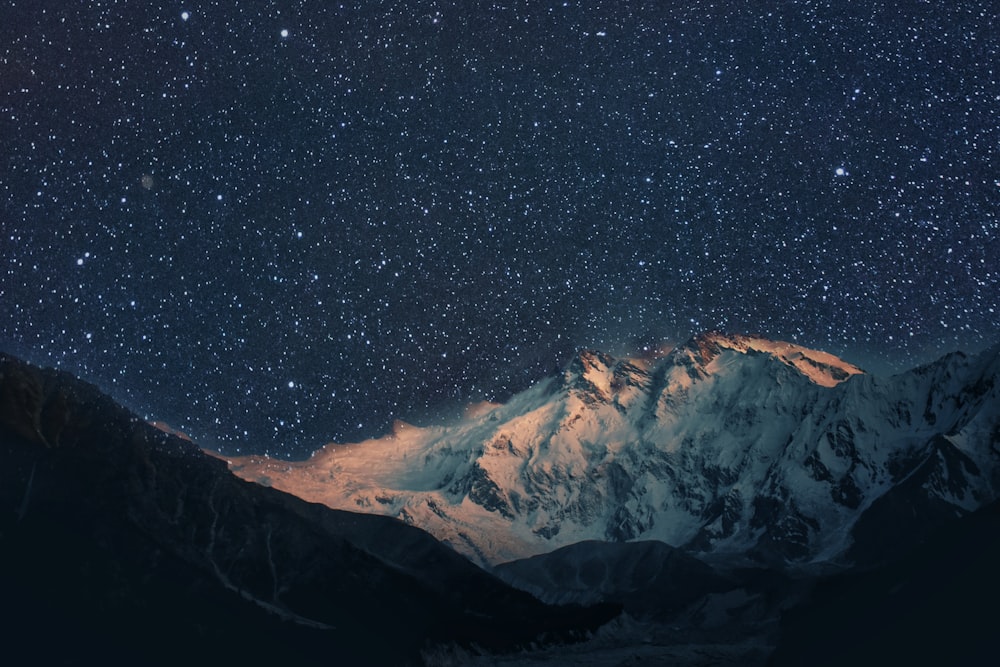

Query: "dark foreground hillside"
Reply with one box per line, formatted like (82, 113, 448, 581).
(0, 352, 615, 666)
(769, 499, 1000, 667)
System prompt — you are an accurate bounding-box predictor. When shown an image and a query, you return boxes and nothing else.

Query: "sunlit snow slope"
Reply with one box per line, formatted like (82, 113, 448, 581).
(226, 333, 1000, 567)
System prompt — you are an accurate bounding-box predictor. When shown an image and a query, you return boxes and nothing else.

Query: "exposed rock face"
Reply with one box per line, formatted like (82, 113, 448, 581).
(0, 353, 615, 666)
(228, 333, 1000, 568)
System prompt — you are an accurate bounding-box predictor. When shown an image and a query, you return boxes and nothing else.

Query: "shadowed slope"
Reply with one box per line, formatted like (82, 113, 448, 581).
(0, 352, 616, 665)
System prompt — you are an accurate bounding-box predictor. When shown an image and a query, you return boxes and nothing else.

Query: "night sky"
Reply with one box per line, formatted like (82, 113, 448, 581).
(3, 1, 998, 457)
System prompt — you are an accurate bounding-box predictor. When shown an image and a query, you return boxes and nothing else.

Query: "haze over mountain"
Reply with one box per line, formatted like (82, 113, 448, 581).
(229, 332, 1000, 568)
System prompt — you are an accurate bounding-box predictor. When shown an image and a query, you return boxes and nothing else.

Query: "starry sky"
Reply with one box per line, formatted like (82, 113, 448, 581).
(2, 1, 998, 457)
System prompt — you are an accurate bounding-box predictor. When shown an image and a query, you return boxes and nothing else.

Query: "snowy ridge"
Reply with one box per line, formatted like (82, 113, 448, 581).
(227, 334, 1000, 568)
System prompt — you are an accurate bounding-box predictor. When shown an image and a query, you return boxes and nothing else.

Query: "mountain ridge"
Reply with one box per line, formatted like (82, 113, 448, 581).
(227, 333, 1000, 568)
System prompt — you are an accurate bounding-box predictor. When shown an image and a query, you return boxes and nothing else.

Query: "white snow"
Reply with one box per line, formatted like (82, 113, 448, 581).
(225, 335, 1000, 568)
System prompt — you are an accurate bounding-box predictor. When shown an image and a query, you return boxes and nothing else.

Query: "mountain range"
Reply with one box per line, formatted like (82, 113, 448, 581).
(228, 332, 1000, 571)
(3, 332, 999, 665)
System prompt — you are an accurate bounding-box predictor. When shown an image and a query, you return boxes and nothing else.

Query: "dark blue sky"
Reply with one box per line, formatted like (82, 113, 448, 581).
(3, 1, 998, 456)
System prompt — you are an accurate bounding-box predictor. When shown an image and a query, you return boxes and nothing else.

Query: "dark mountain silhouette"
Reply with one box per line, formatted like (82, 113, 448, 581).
(0, 352, 615, 666)
(768, 499, 1000, 667)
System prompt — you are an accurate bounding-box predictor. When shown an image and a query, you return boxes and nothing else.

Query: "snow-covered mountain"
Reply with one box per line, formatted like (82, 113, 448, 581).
(227, 333, 1000, 568)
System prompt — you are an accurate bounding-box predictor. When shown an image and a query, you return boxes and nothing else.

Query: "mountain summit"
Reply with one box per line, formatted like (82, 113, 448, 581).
(667, 331, 865, 386)
(228, 334, 999, 568)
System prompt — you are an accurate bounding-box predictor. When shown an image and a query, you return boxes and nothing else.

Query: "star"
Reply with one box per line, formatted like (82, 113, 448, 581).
(1, 3, 994, 457)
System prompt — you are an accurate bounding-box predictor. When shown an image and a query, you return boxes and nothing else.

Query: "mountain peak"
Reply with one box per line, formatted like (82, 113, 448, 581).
(561, 349, 617, 401)
(556, 333, 863, 408)
(674, 332, 865, 387)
